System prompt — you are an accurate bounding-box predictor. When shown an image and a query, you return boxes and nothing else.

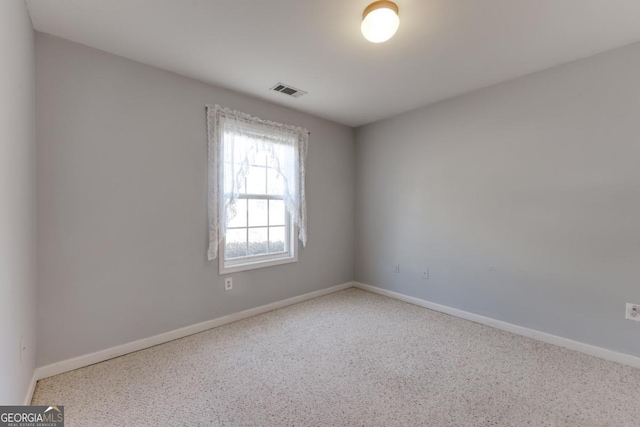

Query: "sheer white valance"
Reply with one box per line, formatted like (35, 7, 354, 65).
(206, 105, 308, 260)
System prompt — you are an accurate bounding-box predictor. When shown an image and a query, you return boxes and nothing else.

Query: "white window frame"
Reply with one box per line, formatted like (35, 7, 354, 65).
(219, 215, 298, 275)
(218, 159, 298, 275)
(218, 194, 298, 276)
(207, 105, 308, 267)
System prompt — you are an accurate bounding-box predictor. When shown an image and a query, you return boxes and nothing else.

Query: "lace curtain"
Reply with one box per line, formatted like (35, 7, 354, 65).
(207, 105, 309, 260)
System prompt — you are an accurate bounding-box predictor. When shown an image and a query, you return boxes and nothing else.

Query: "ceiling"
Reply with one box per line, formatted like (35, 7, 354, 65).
(26, 0, 640, 127)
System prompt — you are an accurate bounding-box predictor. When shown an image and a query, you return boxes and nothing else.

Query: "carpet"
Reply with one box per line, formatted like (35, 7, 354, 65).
(32, 288, 640, 426)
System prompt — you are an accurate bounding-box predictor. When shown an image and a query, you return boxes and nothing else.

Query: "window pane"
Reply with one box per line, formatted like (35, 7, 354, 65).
(248, 199, 268, 227)
(246, 166, 266, 195)
(267, 168, 285, 196)
(225, 228, 247, 259)
(269, 226, 286, 253)
(223, 140, 234, 163)
(253, 151, 268, 167)
(237, 177, 246, 194)
(223, 162, 234, 195)
(227, 199, 247, 228)
(233, 137, 249, 166)
(269, 200, 286, 226)
(248, 227, 268, 255)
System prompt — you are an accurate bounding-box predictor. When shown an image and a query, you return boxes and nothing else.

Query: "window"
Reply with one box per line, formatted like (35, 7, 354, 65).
(206, 105, 308, 274)
(222, 153, 296, 273)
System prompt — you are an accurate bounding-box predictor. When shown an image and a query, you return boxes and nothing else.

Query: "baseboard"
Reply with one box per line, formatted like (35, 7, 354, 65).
(23, 371, 37, 405)
(32, 280, 638, 389)
(34, 281, 354, 381)
(354, 282, 640, 370)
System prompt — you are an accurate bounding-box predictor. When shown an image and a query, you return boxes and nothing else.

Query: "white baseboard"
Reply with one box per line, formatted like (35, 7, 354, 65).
(23, 372, 37, 405)
(354, 282, 640, 370)
(34, 282, 354, 382)
(29, 279, 638, 403)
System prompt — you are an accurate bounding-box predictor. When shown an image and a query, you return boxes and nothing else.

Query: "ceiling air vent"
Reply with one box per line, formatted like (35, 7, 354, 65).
(270, 83, 307, 98)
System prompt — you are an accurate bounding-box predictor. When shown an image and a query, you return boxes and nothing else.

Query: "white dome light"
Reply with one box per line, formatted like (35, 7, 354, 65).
(361, 1, 400, 43)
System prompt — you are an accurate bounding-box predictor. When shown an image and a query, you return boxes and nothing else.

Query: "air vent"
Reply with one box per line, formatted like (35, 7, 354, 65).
(270, 83, 307, 98)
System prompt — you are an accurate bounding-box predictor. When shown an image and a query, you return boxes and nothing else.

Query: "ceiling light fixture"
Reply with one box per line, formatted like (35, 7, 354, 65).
(361, 1, 400, 43)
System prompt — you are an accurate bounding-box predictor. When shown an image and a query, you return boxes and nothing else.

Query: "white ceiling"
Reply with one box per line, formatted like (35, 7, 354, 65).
(26, 0, 640, 127)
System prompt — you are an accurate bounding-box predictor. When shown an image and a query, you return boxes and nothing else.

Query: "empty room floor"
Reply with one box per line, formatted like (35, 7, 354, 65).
(32, 288, 640, 426)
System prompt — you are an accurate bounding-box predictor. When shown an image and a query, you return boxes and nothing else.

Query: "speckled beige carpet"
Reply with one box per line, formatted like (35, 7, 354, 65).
(33, 288, 640, 426)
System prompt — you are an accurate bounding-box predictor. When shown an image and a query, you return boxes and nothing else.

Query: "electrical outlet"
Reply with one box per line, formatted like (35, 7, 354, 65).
(224, 278, 233, 291)
(393, 264, 400, 274)
(626, 303, 639, 321)
(422, 268, 429, 280)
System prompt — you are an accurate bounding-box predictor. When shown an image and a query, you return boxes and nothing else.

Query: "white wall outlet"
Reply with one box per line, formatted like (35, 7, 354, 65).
(626, 303, 639, 321)
(393, 264, 400, 274)
(422, 268, 429, 280)
(224, 278, 233, 291)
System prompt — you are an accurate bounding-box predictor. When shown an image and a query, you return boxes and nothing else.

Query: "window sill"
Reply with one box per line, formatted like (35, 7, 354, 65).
(219, 254, 297, 275)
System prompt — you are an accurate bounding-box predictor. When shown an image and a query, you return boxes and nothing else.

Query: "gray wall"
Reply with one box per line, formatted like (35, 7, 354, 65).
(0, 0, 37, 404)
(355, 42, 640, 357)
(36, 34, 355, 367)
